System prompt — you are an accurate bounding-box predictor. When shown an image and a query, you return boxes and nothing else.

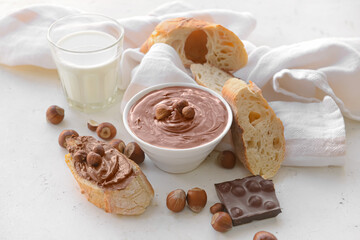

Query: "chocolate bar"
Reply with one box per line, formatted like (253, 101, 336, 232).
(214, 175, 281, 226)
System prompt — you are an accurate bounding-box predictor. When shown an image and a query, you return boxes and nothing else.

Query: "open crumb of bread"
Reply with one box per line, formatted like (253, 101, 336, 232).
(222, 78, 285, 179)
(190, 63, 233, 94)
(140, 17, 248, 72)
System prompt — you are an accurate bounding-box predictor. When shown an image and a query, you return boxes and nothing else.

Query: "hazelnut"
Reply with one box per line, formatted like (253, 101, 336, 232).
(93, 144, 105, 156)
(73, 150, 87, 162)
(58, 129, 79, 148)
(87, 119, 99, 131)
(186, 187, 207, 213)
(155, 104, 171, 120)
(124, 142, 145, 164)
(86, 152, 102, 167)
(96, 122, 117, 140)
(210, 203, 224, 214)
(166, 189, 186, 213)
(218, 151, 236, 169)
(211, 212, 233, 232)
(182, 106, 195, 119)
(109, 139, 126, 153)
(173, 99, 189, 112)
(253, 231, 277, 240)
(248, 195, 262, 207)
(46, 105, 64, 124)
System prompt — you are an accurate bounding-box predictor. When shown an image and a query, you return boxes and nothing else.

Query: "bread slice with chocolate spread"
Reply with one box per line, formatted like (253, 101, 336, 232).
(64, 136, 154, 215)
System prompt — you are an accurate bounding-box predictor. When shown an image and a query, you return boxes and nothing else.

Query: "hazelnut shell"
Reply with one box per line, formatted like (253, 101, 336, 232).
(182, 106, 195, 119)
(93, 145, 105, 157)
(46, 105, 64, 125)
(253, 231, 277, 240)
(58, 129, 79, 148)
(210, 203, 224, 214)
(96, 122, 117, 140)
(211, 212, 233, 232)
(166, 189, 186, 213)
(87, 152, 102, 167)
(155, 104, 171, 120)
(173, 99, 189, 112)
(87, 120, 99, 131)
(124, 142, 145, 164)
(109, 139, 126, 153)
(186, 187, 207, 213)
(218, 151, 236, 169)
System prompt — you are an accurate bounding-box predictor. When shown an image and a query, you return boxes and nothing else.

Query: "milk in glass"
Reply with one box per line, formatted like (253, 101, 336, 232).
(54, 30, 121, 111)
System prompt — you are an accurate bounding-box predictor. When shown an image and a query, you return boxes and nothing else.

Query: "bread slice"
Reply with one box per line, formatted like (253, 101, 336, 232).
(222, 78, 285, 179)
(140, 17, 248, 72)
(190, 63, 233, 94)
(65, 137, 154, 215)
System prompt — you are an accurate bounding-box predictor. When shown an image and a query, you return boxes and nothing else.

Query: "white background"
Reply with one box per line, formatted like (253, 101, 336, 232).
(1, 0, 359, 239)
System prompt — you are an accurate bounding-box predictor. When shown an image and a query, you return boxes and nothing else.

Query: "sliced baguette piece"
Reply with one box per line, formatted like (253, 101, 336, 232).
(190, 63, 233, 95)
(222, 78, 285, 179)
(140, 17, 248, 72)
(65, 137, 154, 215)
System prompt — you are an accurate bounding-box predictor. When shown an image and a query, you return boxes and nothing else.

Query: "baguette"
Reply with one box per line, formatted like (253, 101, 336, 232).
(222, 78, 285, 179)
(65, 136, 154, 215)
(140, 17, 248, 72)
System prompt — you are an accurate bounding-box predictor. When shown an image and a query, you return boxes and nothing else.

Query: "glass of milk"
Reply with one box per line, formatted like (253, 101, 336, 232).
(47, 14, 124, 112)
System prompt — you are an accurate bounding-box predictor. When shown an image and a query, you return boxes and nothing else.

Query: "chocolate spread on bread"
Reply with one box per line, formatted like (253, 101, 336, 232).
(128, 86, 228, 149)
(66, 136, 134, 190)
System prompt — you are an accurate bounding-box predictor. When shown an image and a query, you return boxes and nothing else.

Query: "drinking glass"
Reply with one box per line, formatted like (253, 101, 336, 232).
(48, 14, 124, 112)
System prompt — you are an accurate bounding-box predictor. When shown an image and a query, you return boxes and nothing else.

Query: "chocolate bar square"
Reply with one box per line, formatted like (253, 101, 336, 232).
(214, 175, 281, 226)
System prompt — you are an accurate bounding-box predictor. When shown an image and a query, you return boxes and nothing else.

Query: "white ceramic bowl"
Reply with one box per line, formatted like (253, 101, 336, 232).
(123, 83, 233, 173)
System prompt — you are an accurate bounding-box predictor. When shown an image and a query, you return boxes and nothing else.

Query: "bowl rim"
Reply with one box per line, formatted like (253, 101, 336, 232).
(122, 82, 233, 152)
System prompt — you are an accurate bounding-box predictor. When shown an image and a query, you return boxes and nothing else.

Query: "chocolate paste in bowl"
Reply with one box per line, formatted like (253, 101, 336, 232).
(127, 86, 228, 149)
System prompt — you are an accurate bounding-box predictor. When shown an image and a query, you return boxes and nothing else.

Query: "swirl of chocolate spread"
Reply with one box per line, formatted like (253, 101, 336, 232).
(128, 86, 228, 149)
(66, 136, 134, 190)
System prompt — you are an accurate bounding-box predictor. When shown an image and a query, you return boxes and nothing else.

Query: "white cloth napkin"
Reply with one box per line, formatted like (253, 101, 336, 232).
(0, 2, 355, 167)
(234, 39, 360, 121)
(121, 43, 347, 166)
(0, 5, 80, 69)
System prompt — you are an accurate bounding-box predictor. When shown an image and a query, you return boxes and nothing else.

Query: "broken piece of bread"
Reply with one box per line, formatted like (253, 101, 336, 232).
(222, 78, 285, 179)
(140, 17, 248, 72)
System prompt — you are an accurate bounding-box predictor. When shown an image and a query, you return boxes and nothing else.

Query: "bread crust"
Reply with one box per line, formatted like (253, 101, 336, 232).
(222, 78, 285, 179)
(140, 17, 248, 71)
(140, 18, 208, 53)
(65, 153, 154, 215)
(230, 117, 250, 171)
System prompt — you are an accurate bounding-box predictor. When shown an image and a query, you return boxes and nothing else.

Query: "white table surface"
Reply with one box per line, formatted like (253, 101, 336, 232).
(1, 0, 360, 239)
